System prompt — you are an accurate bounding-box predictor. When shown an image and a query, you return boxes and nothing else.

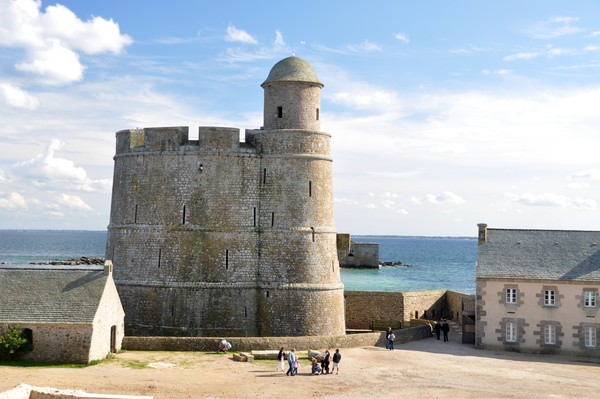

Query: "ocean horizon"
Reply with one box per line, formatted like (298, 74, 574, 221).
(0, 230, 477, 294)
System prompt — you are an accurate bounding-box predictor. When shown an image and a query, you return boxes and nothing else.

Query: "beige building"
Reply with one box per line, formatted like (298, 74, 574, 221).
(475, 224, 600, 357)
(0, 261, 125, 363)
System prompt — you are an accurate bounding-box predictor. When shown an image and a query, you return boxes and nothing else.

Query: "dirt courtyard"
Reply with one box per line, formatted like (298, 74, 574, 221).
(1, 332, 599, 399)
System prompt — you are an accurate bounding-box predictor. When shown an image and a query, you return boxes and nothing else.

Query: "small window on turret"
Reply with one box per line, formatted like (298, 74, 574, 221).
(277, 106, 283, 118)
(316, 108, 319, 120)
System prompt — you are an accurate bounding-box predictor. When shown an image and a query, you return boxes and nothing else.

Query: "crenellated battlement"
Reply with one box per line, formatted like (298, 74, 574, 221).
(107, 56, 345, 338)
(115, 126, 242, 154)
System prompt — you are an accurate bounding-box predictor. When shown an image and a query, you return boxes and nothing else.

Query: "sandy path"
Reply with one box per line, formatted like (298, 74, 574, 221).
(1, 332, 599, 398)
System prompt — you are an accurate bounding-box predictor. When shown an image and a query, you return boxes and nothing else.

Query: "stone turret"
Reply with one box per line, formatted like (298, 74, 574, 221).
(106, 57, 345, 337)
(261, 56, 323, 131)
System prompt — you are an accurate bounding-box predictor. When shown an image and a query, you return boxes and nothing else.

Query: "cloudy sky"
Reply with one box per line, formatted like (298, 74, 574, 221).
(1, 0, 600, 236)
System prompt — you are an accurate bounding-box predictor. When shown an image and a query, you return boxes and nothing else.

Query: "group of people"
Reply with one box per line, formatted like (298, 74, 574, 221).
(277, 347, 341, 376)
(433, 320, 450, 342)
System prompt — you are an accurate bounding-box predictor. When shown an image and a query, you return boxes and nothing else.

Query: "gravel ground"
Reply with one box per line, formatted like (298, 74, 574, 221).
(1, 330, 599, 399)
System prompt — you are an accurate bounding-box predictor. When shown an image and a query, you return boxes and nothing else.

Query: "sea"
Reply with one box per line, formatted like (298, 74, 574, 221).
(0, 230, 477, 294)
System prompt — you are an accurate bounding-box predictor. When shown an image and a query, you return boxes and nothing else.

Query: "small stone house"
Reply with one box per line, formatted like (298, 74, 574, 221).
(0, 261, 125, 363)
(475, 224, 600, 357)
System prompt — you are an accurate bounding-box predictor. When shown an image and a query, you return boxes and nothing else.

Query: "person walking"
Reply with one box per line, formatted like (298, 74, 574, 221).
(386, 327, 396, 350)
(434, 321, 442, 340)
(331, 349, 341, 374)
(286, 348, 296, 376)
(441, 320, 450, 342)
(276, 347, 285, 372)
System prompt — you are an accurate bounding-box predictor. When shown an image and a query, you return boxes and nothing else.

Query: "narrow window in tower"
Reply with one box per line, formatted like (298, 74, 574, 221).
(332, 260, 335, 272)
(277, 106, 283, 118)
(271, 212, 275, 227)
(253, 207, 257, 226)
(134, 204, 138, 224)
(316, 108, 320, 120)
(311, 227, 315, 242)
(263, 168, 267, 184)
(182, 204, 186, 225)
(266, 291, 270, 298)
(225, 249, 229, 270)
(244, 306, 248, 317)
(158, 248, 162, 268)
(171, 306, 174, 317)
(309, 181, 312, 197)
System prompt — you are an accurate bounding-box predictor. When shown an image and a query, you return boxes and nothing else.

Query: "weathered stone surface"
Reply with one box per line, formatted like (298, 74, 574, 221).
(107, 57, 345, 338)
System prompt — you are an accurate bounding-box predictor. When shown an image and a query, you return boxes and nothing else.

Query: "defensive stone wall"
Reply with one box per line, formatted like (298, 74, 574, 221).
(446, 290, 475, 325)
(402, 290, 448, 321)
(344, 291, 405, 329)
(122, 324, 433, 352)
(344, 290, 462, 330)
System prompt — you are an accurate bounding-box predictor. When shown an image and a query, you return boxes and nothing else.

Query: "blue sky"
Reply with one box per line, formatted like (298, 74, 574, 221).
(1, 0, 600, 236)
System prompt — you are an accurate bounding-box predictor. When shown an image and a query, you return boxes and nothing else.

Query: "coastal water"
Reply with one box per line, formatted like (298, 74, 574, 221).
(0, 231, 477, 294)
(343, 236, 476, 294)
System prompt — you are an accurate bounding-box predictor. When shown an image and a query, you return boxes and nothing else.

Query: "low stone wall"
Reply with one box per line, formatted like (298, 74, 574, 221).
(344, 291, 404, 329)
(344, 290, 450, 329)
(122, 325, 433, 352)
(446, 290, 475, 325)
(0, 384, 152, 399)
(402, 290, 447, 321)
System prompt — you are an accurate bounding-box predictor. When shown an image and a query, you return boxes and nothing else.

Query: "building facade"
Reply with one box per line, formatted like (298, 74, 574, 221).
(475, 224, 600, 357)
(0, 262, 125, 363)
(106, 56, 346, 337)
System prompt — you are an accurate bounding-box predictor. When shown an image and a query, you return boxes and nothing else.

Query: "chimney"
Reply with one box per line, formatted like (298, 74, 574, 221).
(477, 223, 488, 243)
(104, 260, 113, 275)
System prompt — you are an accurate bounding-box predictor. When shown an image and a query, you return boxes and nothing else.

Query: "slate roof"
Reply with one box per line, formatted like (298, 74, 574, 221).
(477, 229, 600, 281)
(0, 266, 108, 324)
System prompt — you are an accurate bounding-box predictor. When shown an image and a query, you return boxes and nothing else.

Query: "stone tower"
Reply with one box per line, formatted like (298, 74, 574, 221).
(106, 56, 345, 337)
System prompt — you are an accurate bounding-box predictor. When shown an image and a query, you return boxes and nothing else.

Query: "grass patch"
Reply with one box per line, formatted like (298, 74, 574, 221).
(0, 360, 88, 368)
(122, 360, 151, 369)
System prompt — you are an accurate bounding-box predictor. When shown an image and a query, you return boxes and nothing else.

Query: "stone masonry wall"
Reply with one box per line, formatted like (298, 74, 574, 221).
(402, 290, 448, 321)
(123, 324, 433, 352)
(344, 291, 404, 329)
(344, 290, 452, 330)
(16, 324, 93, 363)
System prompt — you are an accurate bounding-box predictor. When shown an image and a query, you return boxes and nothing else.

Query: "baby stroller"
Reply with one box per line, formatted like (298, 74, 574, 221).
(218, 339, 232, 353)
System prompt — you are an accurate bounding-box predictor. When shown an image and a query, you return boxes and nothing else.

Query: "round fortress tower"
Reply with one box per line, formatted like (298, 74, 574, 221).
(106, 56, 345, 337)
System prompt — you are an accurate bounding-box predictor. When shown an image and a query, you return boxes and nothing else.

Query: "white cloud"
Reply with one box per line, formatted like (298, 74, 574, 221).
(274, 30, 285, 47)
(394, 33, 409, 43)
(450, 44, 485, 55)
(9, 139, 111, 193)
(482, 69, 512, 75)
(334, 197, 359, 206)
(0, 82, 39, 109)
(0, 192, 27, 210)
(411, 192, 465, 205)
(503, 52, 542, 61)
(41, 4, 132, 54)
(566, 182, 590, 190)
(0, 0, 132, 85)
(15, 39, 85, 85)
(59, 193, 92, 211)
(225, 24, 258, 44)
(346, 40, 382, 52)
(329, 82, 399, 109)
(524, 16, 583, 39)
(505, 192, 596, 210)
(570, 169, 600, 180)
